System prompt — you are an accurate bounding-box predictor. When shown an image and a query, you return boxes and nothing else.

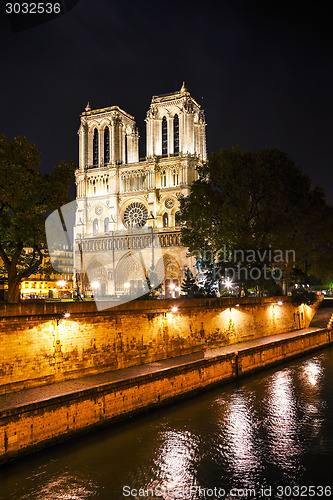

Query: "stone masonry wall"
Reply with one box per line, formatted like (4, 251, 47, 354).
(0, 297, 319, 394)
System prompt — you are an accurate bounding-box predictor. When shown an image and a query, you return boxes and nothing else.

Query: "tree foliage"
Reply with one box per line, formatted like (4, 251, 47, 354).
(181, 268, 199, 297)
(179, 146, 333, 296)
(0, 134, 76, 302)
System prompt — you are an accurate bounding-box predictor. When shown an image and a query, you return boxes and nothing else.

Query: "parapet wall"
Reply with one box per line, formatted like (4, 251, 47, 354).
(0, 327, 330, 465)
(0, 297, 318, 394)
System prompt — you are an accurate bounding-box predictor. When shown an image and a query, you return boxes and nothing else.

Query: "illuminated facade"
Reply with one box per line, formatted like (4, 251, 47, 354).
(74, 83, 206, 297)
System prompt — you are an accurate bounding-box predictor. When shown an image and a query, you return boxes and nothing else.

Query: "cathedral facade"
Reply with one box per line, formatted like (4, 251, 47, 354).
(74, 84, 206, 298)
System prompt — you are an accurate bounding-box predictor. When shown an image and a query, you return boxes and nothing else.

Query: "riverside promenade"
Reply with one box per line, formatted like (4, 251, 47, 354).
(0, 300, 332, 464)
(0, 326, 330, 414)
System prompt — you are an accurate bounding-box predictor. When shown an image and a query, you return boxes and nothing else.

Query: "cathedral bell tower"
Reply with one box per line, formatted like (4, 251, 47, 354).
(145, 82, 207, 160)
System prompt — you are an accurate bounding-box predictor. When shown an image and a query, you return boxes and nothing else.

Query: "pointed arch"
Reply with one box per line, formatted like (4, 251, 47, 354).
(163, 212, 169, 228)
(162, 116, 167, 156)
(104, 127, 110, 164)
(173, 114, 179, 154)
(93, 129, 99, 166)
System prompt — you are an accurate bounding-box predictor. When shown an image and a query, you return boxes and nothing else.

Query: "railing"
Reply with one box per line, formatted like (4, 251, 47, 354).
(77, 230, 182, 253)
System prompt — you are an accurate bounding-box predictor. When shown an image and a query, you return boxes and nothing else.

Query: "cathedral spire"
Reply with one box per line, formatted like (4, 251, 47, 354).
(85, 102, 91, 112)
(180, 81, 187, 94)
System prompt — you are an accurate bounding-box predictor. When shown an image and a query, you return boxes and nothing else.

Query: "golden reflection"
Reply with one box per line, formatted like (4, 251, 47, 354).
(302, 360, 322, 387)
(223, 394, 259, 477)
(23, 472, 99, 500)
(149, 430, 199, 498)
(267, 370, 301, 464)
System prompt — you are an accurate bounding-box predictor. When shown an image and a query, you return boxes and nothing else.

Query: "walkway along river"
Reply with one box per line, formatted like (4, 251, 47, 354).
(0, 346, 332, 499)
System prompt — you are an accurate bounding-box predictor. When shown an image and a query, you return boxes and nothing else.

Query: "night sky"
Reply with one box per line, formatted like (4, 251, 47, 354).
(1, 0, 332, 201)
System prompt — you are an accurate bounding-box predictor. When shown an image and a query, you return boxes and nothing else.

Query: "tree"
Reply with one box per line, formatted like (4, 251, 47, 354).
(181, 268, 199, 296)
(179, 146, 333, 295)
(0, 134, 76, 303)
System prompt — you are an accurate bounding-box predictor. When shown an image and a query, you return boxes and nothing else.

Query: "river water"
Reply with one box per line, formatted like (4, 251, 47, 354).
(0, 347, 332, 500)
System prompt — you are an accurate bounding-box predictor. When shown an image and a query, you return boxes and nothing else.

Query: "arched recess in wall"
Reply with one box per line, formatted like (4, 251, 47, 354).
(86, 258, 108, 296)
(174, 114, 179, 154)
(93, 129, 99, 166)
(163, 212, 169, 228)
(104, 217, 109, 232)
(175, 211, 181, 227)
(104, 127, 110, 164)
(155, 253, 181, 297)
(93, 218, 99, 233)
(115, 252, 148, 292)
(162, 116, 167, 156)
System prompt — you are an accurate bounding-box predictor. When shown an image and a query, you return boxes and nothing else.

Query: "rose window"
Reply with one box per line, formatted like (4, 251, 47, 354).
(165, 197, 175, 209)
(123, 202, 148, 228)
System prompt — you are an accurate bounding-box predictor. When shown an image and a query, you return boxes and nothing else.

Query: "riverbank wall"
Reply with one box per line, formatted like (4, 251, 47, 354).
(0, 297, 318, 395)
(0, 325, 330, 464)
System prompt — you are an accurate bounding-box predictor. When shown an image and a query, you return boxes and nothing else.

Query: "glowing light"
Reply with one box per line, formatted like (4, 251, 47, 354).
(174, 286, 180, 292)
(169, 283, 176, 291)
(277, 301, 283, 306)
(91, 281, 100, 289)
(56, 280, 66, 288)
(224, 278, 233, 290)
(62, 311, 70, 319)
(171, 306, 178, 313)
(303, 361, 321, 386)
(124, 282, 130, 289)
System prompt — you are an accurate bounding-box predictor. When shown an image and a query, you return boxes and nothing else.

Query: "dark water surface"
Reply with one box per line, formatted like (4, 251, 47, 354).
(0, 348, 332, 499)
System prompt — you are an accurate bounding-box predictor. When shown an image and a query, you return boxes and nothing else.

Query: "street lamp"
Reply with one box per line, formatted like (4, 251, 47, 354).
(57, 310, 70, 325)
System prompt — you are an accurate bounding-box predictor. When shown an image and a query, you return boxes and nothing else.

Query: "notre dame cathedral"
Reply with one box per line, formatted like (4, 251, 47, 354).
(74, 83, 207, 299)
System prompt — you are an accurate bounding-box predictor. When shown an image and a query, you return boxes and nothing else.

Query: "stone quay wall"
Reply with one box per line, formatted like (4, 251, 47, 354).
(0, 326, 330, 465)
(0, 297, 318, 395)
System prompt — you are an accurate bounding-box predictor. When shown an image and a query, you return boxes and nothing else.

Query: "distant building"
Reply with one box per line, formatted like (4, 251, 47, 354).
(74, 83, 207, 298)
(0, 247, 73, 301)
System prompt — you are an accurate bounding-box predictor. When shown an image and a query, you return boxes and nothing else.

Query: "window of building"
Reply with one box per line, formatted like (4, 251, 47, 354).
(93, 218, 99, 233)
(161, 170, 167, 187)
(104, 127, 110, 164)
(104, 217, 109, 232)
(163, 212, 169, 228)
(174, 114, 179, 154)
(175, 211, 181, 227)
(93, 129, 99, 166)
(162, 116, 167, 156)
(173, 169, 179, 186)
(125, 134, 128, 164)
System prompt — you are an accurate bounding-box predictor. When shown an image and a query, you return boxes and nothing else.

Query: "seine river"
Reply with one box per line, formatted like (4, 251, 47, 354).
(0, 348, 332, 500)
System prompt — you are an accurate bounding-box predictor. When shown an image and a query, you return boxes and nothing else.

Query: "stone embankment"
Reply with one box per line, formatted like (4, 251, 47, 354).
(0, 297, 330, 464)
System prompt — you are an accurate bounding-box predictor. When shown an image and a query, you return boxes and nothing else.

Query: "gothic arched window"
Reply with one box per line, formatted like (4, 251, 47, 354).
(104, 217, 109, 232)
(162, 116, 167, 156)
(175, 211, 181, 227)
(163, 212, 169, 228)
(104, 127, 110, 164)
(174, 114, 179, 154)
(162, 170, 167, 187)
(93, 218, 99, 233)
(93, 129, 99, 166)
(173, 169, 178, 186)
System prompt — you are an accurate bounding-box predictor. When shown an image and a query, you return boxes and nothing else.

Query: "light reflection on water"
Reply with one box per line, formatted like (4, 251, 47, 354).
(0, 348, 332, 500)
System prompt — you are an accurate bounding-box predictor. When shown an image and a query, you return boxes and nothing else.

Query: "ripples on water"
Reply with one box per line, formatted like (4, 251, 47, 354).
(0, 349, 332, 499)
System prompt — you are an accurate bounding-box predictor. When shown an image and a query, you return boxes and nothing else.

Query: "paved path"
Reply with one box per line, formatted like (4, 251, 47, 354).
(310, 298, 333, 328)
(0, 326, 325, 414)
